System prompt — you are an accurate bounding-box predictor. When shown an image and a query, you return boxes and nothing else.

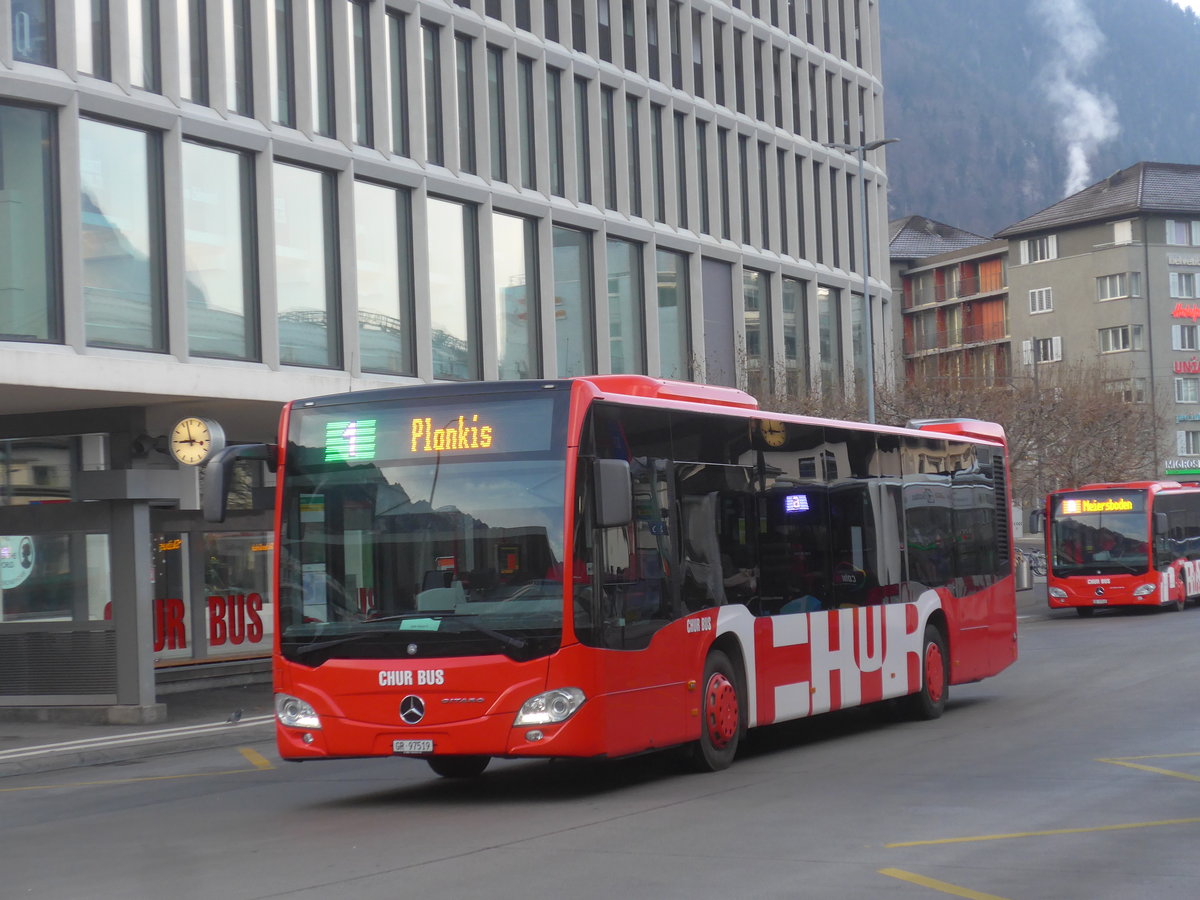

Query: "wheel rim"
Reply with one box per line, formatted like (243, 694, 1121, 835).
(924, 642, 946, 705)
(704, 672, 739, 749)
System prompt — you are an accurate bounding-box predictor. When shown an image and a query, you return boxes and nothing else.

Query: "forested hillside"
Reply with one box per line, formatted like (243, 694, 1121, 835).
(881, 0, 1200, 236)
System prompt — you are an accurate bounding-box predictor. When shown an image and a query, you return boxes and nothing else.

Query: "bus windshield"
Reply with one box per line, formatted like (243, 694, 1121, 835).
(1050, 490, 1149, 575)
(278, 392, 569, 665)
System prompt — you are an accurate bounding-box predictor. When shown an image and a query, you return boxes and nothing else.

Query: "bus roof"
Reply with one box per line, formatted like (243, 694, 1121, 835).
(1052, 480, 1200, 495)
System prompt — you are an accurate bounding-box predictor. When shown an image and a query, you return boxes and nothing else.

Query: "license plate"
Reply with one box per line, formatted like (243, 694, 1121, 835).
(1093, 598, 1107, 605)
(393, 739, 434, 754)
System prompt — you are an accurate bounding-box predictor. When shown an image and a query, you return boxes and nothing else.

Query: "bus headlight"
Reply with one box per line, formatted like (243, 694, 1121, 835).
(1048, 587, 1068, 599)
(515, 687, 586, 726)
(1133, 583, 1157, 596)
(276, 693, 322, 729)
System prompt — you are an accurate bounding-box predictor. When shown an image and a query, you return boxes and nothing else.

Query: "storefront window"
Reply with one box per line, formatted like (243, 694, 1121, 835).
(0, 438, 74, 506)
(0, 533, 110, 623)
(0, 103, 58, 343)
(150, 530, 273, 662)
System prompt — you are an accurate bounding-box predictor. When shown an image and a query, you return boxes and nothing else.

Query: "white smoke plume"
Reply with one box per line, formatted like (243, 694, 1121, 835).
(1031, 0, 1120, 196)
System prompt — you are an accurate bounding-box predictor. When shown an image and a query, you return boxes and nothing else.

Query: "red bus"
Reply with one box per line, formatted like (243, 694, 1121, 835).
(1045, 480, 1200, 616)
(206, 376, 1017, 776)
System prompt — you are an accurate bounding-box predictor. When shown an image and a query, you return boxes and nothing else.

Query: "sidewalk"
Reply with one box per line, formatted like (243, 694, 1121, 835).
(0, 680, 276, 778)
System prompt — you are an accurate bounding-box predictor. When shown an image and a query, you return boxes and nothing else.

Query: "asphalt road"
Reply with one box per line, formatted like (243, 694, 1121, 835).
(6, 589, 1199, 899)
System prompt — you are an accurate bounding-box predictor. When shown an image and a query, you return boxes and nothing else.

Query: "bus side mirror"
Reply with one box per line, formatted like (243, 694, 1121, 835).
(1155, 512, 1169, 536)
(593, 459, 632, 527)
(203, 443, 275, 523)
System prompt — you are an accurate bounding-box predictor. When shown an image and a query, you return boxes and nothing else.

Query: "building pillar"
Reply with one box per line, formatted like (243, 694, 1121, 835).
(109, 501, 166, 723)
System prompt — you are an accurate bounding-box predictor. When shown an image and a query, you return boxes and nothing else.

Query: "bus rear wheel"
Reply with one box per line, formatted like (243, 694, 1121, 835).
(902, 624, 947, 720)
(427, 755, 490, 778)
(690, 649, 741, 772)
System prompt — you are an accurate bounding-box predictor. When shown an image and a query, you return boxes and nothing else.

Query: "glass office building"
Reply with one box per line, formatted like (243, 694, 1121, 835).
(0, 0, 890, 716)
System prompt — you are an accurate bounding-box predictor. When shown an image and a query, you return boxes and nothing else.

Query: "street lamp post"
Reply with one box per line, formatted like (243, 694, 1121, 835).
(824, 137, 898, 423)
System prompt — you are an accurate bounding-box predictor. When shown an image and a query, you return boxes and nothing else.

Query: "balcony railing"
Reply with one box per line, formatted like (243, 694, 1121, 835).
(903, 321, 1008, 355)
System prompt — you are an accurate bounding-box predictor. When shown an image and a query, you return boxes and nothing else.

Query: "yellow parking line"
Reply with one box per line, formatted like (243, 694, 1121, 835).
(1097, 758, 1200, 782)
(239, 747, 274, 770)
(879, 868, 1010, 900)
(886, 816, 1200, 848)
(1106, 752, 1200, 761)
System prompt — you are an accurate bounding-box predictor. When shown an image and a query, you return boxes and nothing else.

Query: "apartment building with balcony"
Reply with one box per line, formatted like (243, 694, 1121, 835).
(888, 216, 1009, 386)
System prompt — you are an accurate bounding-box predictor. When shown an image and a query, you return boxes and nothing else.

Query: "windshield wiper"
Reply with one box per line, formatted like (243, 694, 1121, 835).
(293, 632, 384, 656)
(440, 615, 527, 650)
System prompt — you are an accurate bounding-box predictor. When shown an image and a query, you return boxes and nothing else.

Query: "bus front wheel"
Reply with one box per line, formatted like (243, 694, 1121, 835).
(427, 755, 490, 778)
(902, 624, 948, 720)
(690, 649, 741, 772)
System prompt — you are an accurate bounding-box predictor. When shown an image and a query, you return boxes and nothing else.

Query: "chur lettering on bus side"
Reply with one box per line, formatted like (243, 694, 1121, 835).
(752, 605, 920, 725)
(410, 415, 494, 453)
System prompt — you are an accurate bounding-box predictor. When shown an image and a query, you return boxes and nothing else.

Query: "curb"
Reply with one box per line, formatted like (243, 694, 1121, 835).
(0, 716, 275, 779)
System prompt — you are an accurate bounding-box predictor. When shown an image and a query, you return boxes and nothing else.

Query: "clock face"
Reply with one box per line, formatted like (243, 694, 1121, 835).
(170, 417, 224, 465)
(759, 419, 787, 448)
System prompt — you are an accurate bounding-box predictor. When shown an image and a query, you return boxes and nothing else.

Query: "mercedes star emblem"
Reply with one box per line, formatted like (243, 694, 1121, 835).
(400, 695, 426, 724)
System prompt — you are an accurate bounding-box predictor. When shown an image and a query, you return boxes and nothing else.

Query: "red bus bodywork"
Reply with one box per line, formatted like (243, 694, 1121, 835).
(266, 377, 1018, 769)
(1046, 480, 1200, 615)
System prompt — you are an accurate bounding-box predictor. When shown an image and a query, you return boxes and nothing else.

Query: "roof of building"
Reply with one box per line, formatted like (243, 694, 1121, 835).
(888, 215, 992, 261)
(996, 161, 1200, 238)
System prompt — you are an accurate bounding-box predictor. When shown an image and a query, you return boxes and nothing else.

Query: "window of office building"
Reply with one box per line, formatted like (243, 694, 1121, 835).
(427, 197, 480, 380)
(493, 212, 540, 380)
(744, 269, 772, 397)
(487, 46, 506, 182)
(0, 104, 58, 343)
(517, 56, 537, 189)
(647, 0, 660, 80)
(129, 0, 161, 91)
(553, 226, 595, 377)
(627, 95, 643, 217)
(388, 12, 409, 157)
(818, 285, 841, 395)
(224, 0, 252, 115)
(352, 1, 373, 147)
(1099, 324, 1142, 354)
(676, 112, 689, 227)
(607, 238, 645, 374)
(544, 0, 559, 42)
(602, 87, 618, 210)
(11, 0, 54, 65)
(651, 103, 665, 222)
(423, 23, 444, 165)
(355, 181, 415, 376)
(782, 276, 807, 397)
(274, 161, 339, 368)
(182, 142, 257, 360)
(696, 120, 710, 234)
(80, 118, 165, 351)
(548, 67, 565, 196)
(622, 0, 636, 68)
(76, 0, 111, 80)
(269, 0, 296, 126)
(310, 0, 335, 135)
(178, 0, 208, 104)
(575, 77, 592, 203)
(656, 249, 690, 379)
(850, 290, 867, 397)
(455, 35, 475, 173)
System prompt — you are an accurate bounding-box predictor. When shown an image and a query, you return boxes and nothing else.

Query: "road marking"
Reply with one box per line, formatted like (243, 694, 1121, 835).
(0, 715, 274, 762)
(0, 748, 273, 792)
(886, 816, 1200, 848)
(878, 868, 1010, 899)
(239, 747, 274, 769)
(1098, 752, 1200, 783)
